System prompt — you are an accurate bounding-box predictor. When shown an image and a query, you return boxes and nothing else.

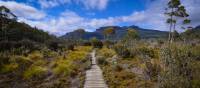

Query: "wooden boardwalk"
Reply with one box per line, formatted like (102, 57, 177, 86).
(84, 50, 107, 88)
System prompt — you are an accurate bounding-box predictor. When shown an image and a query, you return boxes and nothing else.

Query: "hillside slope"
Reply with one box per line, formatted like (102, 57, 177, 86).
(181, 25, 200, 40)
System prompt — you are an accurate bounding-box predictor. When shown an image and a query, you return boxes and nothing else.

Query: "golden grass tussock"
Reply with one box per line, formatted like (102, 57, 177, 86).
(98, 47, 116, 58)
(23, 65, 47, 79)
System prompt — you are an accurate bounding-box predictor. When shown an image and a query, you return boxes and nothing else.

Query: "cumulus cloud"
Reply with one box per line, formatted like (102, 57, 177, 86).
(78, 0, 109, 10)
(120, 0, 200, 31)
(38, 0, 109, 10)
(182, 0, 200, 26)
(38, 0, 71, 8)
(0, 1, 46, 20)
(124, 0, 168, 31)
(18, 10, 121, 36)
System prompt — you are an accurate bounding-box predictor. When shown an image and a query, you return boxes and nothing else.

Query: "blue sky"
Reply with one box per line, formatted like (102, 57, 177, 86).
(16, 0, 146, 19)
(0, 0, 200, 36)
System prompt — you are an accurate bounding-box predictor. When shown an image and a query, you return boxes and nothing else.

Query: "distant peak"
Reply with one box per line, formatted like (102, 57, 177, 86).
(195, 25, 200, 29)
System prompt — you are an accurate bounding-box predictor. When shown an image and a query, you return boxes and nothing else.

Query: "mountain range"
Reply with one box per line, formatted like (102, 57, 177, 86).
(61, 25, 169, 40)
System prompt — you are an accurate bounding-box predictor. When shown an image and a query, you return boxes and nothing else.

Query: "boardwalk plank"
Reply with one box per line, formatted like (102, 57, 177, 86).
(84, 50, 108, 88)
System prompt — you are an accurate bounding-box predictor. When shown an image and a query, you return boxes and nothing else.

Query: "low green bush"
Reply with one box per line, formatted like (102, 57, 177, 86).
(67, 44, 75, 51)
(138, 46, 157, 59)
(114, 44, 131, 58)
(90, 37, 103, 48)
(0, 40, 41, 54)
(97, 56, 108, 65)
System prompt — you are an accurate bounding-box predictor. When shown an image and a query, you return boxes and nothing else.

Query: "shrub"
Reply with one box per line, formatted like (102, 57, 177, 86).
(0, 41, 15, 51)
(11, 56, 32, 64)
(67, 44, 74, 51)
(138, 46, 157, 58)
(143, 61, 161, 81)
(114, 65, 123, 72)
(191, 59, 200, 87)
(23, 65, 47, 79)
(103, 40, 114, 48)
(48, 40, 59, 51)
(0, 53, 10, 67)
(33, 60, 46, 66)
(114, 44, 131, 58)
(0, 40, 40, 53)
(97, 56, 108, 65)
(94, 41, 103, 49)
(76, 46, 92, 52)
(159, 45, 193, 88)
(90, 37, 103, 48)
(10, 56, 32, 72)
(16, 39, 40, 52)
(66, 46, 92, 61)
(67, 51, 87, 61)
(53, 59, 73, 76)
(192, 79, 200, 88)
(99, 47, 116, 58)
(81, 41, 91, 46)
(0, 63, 18, 73)
(103, 66, 136, 88)
(52, 46, 92, 76)
(191, 45, 200, 60)
(42, 48, 58, 58)
(28, 51, 43, 60)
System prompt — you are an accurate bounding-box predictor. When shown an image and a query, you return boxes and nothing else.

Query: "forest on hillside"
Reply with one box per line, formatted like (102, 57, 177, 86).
(0, 0, 200, 88)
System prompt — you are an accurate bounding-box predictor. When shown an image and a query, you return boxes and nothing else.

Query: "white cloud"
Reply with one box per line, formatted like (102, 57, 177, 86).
(0, 1, 46, 20)
(19, 10, 120, 36)
(38, 0, 109, 10)
(79, 0, 109, 10)
(123, 0, 168, 31)
(182, 0, 200, 26)
(119, 0, 200, 31)
(38, 0, 71, 8)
